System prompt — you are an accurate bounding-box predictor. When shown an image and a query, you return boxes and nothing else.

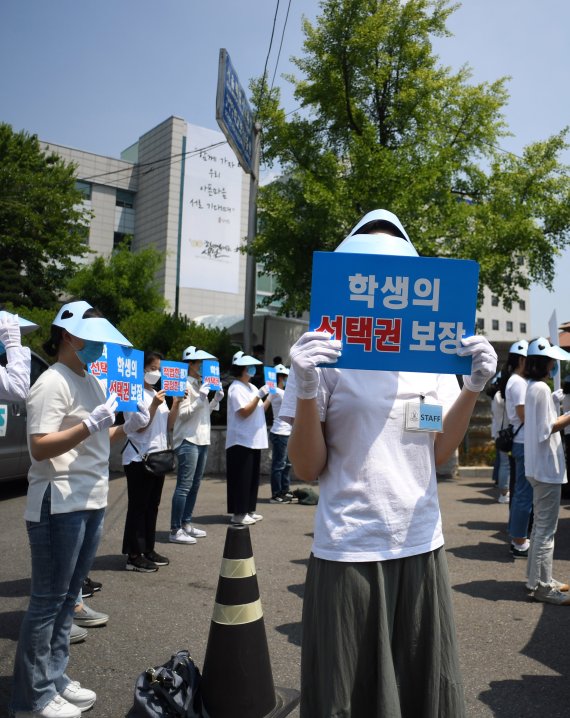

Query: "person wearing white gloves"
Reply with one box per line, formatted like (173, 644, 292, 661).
(281, 210, 497, 718)
(168, 345, 223, 544)
(522, 338, 570, 605)
(11, 301, 130, 718)
(0, 310, 38, 401)
(225, 350, 271, 525)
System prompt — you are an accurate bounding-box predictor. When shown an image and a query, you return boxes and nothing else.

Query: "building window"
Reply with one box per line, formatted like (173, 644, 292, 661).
(506, 321, 513, 332)
(492, 319, 499, 331)
(116, 189, 135, 209)
(477, 317, 485, 330)
(113, 232, 131, 250)
(491, 295, 499, 307)
(519, 300, 526, 311)
(520, 322, 527, 334)
(75, 180, 92, 200)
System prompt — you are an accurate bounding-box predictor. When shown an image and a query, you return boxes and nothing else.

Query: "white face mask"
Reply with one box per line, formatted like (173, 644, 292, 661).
(144, 370, 161, 385)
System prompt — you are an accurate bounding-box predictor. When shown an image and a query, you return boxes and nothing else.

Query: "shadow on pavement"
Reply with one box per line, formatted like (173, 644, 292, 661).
(288, 583, 304, 600)
(0, 578, 30, 598)
(453, 579, 531, 603)
(0, 610, 25, 641)
(447, 542, 513, 563)
(275, 621, 301, 647)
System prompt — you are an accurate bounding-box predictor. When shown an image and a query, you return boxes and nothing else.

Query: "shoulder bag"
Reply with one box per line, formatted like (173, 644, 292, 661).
(124, 438, 176, 476)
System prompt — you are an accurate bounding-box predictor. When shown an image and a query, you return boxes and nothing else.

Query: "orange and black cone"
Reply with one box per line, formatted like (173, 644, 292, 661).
(201, 525, 300, 718)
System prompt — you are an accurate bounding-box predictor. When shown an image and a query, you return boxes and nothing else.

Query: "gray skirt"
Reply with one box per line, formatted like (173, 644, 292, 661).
(300, 547, 466, 718)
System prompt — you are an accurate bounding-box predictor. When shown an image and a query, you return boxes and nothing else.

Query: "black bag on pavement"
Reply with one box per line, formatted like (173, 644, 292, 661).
(495, 423, 523, 453)
(127, 650, 203, 718)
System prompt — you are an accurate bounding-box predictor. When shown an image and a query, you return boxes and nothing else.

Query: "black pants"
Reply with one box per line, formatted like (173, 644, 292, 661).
(226, 445, 261, 514)
(122, 461, 165, 555)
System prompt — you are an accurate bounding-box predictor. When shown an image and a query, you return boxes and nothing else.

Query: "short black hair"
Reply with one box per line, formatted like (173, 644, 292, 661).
(356, 220, 406, 240)
(144, 350, 164, 368)
(524, 355, 551, 381)
(43, 305, 102, 357)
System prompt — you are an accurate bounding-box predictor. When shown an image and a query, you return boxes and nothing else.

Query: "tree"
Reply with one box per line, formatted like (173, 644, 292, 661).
(250, 0, 570, 316)
(0, 123, 90, 309)
(65, 239, 167, 325)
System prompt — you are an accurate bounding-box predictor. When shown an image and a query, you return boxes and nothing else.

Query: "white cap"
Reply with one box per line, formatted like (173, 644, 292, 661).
(335, 209, 418, 257)
(274, 363, 290, 375)
(52, 300, 132, 346)
(508, 339, 528, 357)
(182, 345, 216, 361)
(0, 310, 39, 335)
(527, 337, 570, 360)
(232, 350, 262, 366)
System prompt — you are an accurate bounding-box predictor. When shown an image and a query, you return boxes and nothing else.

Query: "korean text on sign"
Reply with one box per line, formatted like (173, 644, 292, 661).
(202, 360, 221, 390)
(160, 361, 188, 397)
(106, 345, 144, 411)
(264, 367, 277, 394)
(309, 252, 478, 375)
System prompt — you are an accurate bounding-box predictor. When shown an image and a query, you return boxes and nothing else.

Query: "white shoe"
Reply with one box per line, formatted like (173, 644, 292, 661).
(169, 528, 197, 544)
(61, 681, 96, 712)
(498, 493, 510, 504)
(183, 523, 207, 538)
(230, 513, 256, 525)
(248, 512, 263, 521)
(15, 695, 81, 718)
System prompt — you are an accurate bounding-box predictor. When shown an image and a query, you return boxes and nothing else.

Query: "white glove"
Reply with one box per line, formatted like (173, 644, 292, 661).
(457, 335, 498, 393)
(0, 312, 22, 350)
(290, 331, 342, 400)
(214, 387, 225, 402)
(553, 388, 564, 408)
(257, 385, 270, 399)
(137, 400, 150, 424)
(84, 393, 118, 434)
(199, 382, 211, 398)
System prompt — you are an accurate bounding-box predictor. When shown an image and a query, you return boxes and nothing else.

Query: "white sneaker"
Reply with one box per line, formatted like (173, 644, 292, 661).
(498, 493, 510, 504)
(248, 512, 263, 521)
(169, 528, 197, 544)
(183, 523, 207, 538)
(15, 695, 81, 718)
(61, 681, 96, 712)
(230, 513, 256, 525)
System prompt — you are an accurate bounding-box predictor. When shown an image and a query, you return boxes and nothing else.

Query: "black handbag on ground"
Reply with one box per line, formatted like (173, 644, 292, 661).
(125, 439, 176, 476)
(127, 649, 203, 718)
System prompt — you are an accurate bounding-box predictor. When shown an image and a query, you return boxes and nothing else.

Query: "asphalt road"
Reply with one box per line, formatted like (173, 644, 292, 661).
(1, 470, 570, 717)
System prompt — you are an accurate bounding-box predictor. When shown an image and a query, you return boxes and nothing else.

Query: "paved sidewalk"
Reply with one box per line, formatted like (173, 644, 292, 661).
(1, 471, 569, 717)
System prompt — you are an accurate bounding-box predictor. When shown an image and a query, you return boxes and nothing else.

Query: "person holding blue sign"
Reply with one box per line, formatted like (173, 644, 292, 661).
(269, 364, 294, 504)
(11, 300, 130, 718)
(122, 351, 172, 572)
(168, 345, 224, 545)
(226, 350, 272, 525)
(281, 210, 497, 718)
(0, 310, 38, 401)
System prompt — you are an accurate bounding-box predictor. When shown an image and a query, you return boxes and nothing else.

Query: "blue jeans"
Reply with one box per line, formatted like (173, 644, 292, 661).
(508, 442, 533, 540)
(171, 441, 208, 531)
(270, 432, 291, 496)
(11, 490, 104, 713)
(496, 450, 510, 493)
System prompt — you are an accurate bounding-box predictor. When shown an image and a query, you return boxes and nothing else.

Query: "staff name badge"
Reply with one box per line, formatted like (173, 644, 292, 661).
(202, 360, 221, 390)
(264, 367, 277, 394)
(161, 361, 188, 397)
(309, 252, 479, 374)
(405, 401, 443, 432)
(106, 345, 144, 411)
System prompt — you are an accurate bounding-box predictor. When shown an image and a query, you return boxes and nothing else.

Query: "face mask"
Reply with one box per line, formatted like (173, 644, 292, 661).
(76, 340, 104, 365)
(145, 370, 161, 385)
(550, 363, 559, 379)
(246, 366, 257, 377)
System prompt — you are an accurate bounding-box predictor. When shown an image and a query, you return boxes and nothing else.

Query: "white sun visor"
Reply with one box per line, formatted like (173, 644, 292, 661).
(53, 300, 132, 346)
(527, 337, 570, 360)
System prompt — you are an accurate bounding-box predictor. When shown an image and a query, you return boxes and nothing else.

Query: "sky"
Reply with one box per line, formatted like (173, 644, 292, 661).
(1, 0, 569, 335)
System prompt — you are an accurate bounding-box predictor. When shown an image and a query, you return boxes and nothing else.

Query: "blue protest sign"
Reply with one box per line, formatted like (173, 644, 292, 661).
(106, 345, 144, 411)
(161, 361, 188, 397)
(202, 359, 221, 390)
(88, 344, 108, 393)
(264, 367, 277, 394)
(309, 252, 479, 374)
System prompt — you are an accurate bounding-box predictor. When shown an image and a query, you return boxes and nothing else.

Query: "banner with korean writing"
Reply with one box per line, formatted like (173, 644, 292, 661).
(202, 359, 221, 390)
(161, 361, 188, 397)
(264, 366, 277, 394)
(88, 345, 108, 393)
(309, 252, 479, 374)
(106, 345, 144, 411)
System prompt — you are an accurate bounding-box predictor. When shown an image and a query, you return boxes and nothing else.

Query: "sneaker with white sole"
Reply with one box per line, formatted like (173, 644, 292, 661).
(169, 528, 197, 544)
(182, 523, 207, 538)
(73, 604, 108, 627)
(526, 579, 570, 593)
(230, 513, 256, 525)
(531, 582, 570, 605)
(69, 623, 88, 645)
(126, 555, 159, 572)
(248, 512, 263, 521)
(498, 493, 510, 504)
(61, 681, 96, 712)
(14, 695, 81, 718)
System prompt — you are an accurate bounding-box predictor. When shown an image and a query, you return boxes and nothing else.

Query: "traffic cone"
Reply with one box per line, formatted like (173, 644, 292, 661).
(201, 525, 300, 718)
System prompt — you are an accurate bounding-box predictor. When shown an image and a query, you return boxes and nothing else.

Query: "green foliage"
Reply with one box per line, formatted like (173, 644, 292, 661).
(250, 0, 570, 316)
(0, 123, 90, 309)
(66, 240, 167, 325)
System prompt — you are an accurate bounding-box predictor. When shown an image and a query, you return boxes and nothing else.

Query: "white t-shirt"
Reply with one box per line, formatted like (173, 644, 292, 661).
(225, 380, 268, 450)
(25, 363, 110, 522)
(505, 373, 527, 443)
(270, 387, 291, 436)
(0, 346, 31, 401)
(524, 380, 567, 484)
(281, 367, 460, 562)
(122, 388, 170, 464)
(491, 392, 507, 439)
(563, 394, 570, 436)
(172, 377, 218, 448)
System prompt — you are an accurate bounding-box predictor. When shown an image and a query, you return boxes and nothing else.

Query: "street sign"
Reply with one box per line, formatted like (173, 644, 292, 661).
(216, 48, 254, 175)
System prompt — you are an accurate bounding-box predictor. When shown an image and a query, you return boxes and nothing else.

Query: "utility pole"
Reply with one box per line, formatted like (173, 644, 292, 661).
(243, 123, 261, 354)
